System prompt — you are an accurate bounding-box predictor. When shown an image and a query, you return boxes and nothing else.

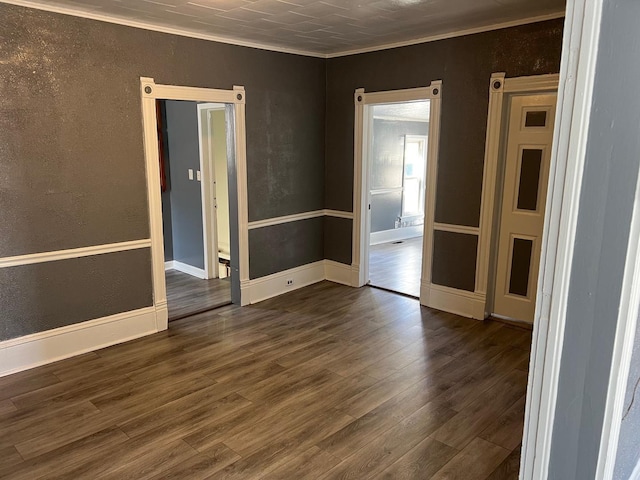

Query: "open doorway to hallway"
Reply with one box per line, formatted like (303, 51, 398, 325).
(367, 101, 430, 298)
(158, 100, 232, 320)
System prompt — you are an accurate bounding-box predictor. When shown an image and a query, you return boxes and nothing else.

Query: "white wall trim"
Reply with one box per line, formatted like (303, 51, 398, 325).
(248, 210, 325, 230)
(630, 460, 640, 480)
(241, 261, 326, 304)
(433, 222, 480, 236)
(141, 78, 249, 313)
(324, 209, 354, 220)
(0, 0, 564, 60)
(520, 0, 603, 478)
(353, 82, 442, 294)
(596, 143, 640, 478)
(324, 260, 353, 286)
(0, 239, 151, 269)
(0, 307, 159, 378)
(421, 283, 485, 320)
(167, 260, 207, 280)
(370, 226, 423, 246)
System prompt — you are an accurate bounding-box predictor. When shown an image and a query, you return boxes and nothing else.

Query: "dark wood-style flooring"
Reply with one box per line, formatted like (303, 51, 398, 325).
(369, 236, 423, 297)
(0, 281, 531, 479)
(167, 269, 232, 321)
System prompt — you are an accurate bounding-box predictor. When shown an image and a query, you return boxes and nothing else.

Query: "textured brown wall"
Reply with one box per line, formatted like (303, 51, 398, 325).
(324, 19, 564, 290)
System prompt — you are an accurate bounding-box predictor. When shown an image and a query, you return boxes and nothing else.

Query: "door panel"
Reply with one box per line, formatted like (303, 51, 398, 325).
(493, 94, 557, 322)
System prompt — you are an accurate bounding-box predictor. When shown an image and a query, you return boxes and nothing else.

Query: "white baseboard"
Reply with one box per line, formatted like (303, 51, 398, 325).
(241, 261, 326, 304)
(421, 282, 485, 319)
(631, 459, 640, 480)
(0, 307, 159, 377)
(324, 260, 353, 286)
(166, 260, 206, 279)
(370, 226, 423, 246)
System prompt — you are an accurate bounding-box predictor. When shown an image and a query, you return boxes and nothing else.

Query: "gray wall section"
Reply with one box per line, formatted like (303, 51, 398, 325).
(614, 312, 640, 480)
(431, 231, 477, 292)
(0, 249, 153, 341)
(549, 1, 640, 478)
(164, 100, 204, 270)
(324, 19, 563, 271)
(249, 218, 324, 279)
(324, 217, 353, 265)
(0, 3, 325, 336)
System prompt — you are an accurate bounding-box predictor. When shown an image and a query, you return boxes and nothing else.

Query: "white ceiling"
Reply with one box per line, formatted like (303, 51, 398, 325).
(5, 0, 566, 57)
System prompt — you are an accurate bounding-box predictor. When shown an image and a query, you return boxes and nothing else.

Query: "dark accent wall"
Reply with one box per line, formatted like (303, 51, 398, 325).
(164, 100, 205, 270)
(324, 217, 353, 266)
(0, 3, 325, 337)
(549, 1, 640, 478)
(431, 231, 478, 292)
(248, 218, 324, 279)
(0, 249, 153, 341)
(324, 19, 564, 287)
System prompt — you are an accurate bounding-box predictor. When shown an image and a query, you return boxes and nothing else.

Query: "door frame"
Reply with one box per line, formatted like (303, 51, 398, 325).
(352, 81, 442, 302)
(197, 102, 226, 280)
(477, 74, 559, 319)
(140, 78, 249, 330)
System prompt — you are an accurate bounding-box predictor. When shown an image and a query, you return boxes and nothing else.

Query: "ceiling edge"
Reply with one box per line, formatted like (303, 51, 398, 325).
(324, 11, 566, 58)
(1, 0, 565, 59)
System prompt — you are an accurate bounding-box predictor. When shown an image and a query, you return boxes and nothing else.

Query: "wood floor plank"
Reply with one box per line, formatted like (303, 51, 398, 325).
(0, 399, 16, 415)
(0, 371, 61, 401)
(262, 446, 341, 480)
(148, 443, 241, 480)
(0, 446, 23, 470)
(430, 437, 510, 480)
(319, 401, 457, 479)
(372, 437, 458, 480)
(485, 445, 522, 480)
(479, 396, 527, 450)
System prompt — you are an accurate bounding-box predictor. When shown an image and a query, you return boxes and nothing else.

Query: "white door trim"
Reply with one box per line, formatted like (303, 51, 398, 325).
(519, 0, 604, 478)
(352, 81, 442, 300)
(140, 78, 249, 322)
(197, 102, 226, 280)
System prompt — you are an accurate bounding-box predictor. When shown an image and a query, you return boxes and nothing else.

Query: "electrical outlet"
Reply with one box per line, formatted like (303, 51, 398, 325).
(286, 279, 293, 286)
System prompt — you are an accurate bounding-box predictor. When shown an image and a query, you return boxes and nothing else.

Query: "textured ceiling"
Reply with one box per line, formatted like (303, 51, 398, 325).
(5, 0, 566, 56)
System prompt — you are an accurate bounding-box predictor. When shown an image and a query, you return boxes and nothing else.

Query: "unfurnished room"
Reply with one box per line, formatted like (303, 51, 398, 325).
(1, 1, 640, 479)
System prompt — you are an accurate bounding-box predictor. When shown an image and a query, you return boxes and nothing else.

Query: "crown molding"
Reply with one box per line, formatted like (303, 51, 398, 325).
(1, 0, 564, 59)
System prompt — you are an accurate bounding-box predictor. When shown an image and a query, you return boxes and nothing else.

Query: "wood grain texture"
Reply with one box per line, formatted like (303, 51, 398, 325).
(0, 281, 531, 479)
(166, 269, 231, 321)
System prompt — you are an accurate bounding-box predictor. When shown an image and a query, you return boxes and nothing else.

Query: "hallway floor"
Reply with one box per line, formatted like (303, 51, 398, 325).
(166, 269, 232, 321)
(369, 236, 423, 297)
(0, 281, 529, 479)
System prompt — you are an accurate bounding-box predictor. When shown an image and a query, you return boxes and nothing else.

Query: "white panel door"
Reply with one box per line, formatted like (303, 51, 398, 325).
(494, 93, 557, 323)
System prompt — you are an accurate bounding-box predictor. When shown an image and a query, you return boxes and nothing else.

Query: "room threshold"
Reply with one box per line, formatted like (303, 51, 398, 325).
(367, 283, 419, 300)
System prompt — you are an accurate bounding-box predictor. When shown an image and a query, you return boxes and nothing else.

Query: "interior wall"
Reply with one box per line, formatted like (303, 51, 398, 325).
(211, 109, 231, 259)
(549, 0, 640, 477)
(324, 19, 564, 292)
(0, 3, 325, 340)
(165, 100, 205, 270)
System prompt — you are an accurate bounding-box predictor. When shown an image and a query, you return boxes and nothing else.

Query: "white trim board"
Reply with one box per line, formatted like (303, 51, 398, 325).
(0, 239, 151, 269)
(0, 0, 564, 59)
(631, 460, 640, 480)
(324, 260, 353, 286)
(370, 226, 423, 246)
(247, 209, 355, 230)
(165, 260, 206, 280)
(421, 283, 486, 320)
(0, 307, 160, 377)
(241, 261, 326, 304)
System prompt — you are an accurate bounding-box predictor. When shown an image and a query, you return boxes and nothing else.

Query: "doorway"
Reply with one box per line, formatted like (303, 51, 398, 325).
(492, 93, 557, 323)
(367, 102, 430, 297)
(158, 100, 233, 321)
(140, 78, 249, 330)
(352, 82, 443, 306)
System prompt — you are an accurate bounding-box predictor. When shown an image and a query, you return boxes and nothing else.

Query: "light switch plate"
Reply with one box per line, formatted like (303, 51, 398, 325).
(196, 170, 201, 181)
(188, 169, 193, 180)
